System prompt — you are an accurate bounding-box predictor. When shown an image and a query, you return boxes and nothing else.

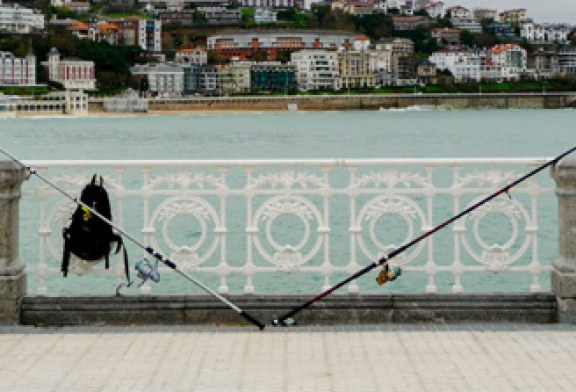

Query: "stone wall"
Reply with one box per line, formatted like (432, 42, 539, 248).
(21, 293, 557, 327)
(89, 93, 576, 114)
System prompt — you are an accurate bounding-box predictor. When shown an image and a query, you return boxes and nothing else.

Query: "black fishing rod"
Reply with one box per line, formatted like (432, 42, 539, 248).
(272, 146, 576, 326)
(0, 148, 265, 330)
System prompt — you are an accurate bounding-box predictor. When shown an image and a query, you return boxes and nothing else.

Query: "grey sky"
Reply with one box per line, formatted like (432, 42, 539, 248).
(443, 1, 576, 24)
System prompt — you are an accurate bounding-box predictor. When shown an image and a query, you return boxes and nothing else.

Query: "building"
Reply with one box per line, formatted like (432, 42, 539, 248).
(375, 38, 415, 82)
(431, 28, 461, 47)
(473, 8, 497, 22)
(557, 47, 576, 75)
(391, 16, 427, 31)
(131, 62, 184, 96)
(485, 22, 517, 41)
(175, 48, 208, 65)
(499, 9, 527, 26)
(157, 10, 195, 27)
(529, 49, 560, 79)
(108, 17, 162, 53)
(208, 30, 358, 61)
(445, 6, 471, 19)
(220, 62, 251, 94)
(201, 7, 242, 25)
(489, 44, 527, 80)
(250, 62, 297, 93)
(238, 0, 294, 7)
(338, 50, 376, 89)
(451, 18, 482, 33)
(422, 2, 444, 19)
(290, 49, 341, 91)
(429, 49, 481, 82)
(0, 4, 44, 33)
(0, 50, 36, 86)
(521, 22, 571, 45)
(42, 47, 96, 90)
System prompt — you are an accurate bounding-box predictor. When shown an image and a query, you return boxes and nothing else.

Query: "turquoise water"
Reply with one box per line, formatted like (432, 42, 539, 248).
(1, 108, 574, 295)
(3, 109, 574, 159)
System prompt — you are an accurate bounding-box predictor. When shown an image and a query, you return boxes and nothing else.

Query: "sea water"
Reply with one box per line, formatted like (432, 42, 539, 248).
(1, 108, 575, 295)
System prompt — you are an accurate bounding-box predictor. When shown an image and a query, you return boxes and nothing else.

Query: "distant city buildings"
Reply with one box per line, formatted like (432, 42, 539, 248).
(1, 0, 576, 97)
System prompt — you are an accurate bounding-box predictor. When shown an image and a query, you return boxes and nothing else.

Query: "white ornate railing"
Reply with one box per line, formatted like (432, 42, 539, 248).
(20, 158, 557, 296)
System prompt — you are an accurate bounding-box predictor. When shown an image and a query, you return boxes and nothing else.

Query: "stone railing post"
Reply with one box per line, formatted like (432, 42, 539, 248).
(551, 157, 576, 322)
(0, 161, 27, 324)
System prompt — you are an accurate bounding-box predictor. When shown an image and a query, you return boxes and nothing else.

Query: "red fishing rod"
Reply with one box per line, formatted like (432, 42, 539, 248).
(272, 146, 576, 326)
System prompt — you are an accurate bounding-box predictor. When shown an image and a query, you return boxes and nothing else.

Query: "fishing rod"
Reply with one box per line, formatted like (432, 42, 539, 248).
(0, 148, 265, 330)
(272, 145, 576, 327)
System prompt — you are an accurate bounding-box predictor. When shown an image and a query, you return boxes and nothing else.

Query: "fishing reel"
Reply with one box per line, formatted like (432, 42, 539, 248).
(376, 263, 402, 286)
(135, 258, 160, 287)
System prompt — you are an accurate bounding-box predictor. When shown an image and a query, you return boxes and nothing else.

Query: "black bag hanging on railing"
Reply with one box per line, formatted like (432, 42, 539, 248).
(61, 174, 130, 284)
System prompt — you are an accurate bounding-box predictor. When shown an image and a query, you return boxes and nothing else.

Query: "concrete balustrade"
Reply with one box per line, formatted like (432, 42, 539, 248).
(0, 161, 27, 324)
(551, 157, 576, 322)
(2, 157, 576, 325)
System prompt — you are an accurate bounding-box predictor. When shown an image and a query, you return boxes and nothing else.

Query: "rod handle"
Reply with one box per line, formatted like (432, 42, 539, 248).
(240, 310, 265, 331)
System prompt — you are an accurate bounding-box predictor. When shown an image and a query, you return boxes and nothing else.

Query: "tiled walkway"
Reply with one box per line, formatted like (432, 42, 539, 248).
(1, 323, 575, 391)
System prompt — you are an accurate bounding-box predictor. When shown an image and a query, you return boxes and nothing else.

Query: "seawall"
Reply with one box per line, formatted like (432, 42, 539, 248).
(90, 92, 576, 113)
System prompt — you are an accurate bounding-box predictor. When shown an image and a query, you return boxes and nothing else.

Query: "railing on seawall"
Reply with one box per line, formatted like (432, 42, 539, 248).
(17, 158, 559, 297)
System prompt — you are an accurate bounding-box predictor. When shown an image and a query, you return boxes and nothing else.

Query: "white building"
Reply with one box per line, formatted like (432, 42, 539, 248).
(290, 50, 341, 91)
(489, 44, 527, 80)
(238, 0, 294, 7)
(131, 62, 185, 96)
(446, 6, 471, 19)
(0, 4, 44, 33)
(422, 2, 444, 19)
(42, 47, 96, 90)
(429, 49, 480, 82)
(0, 50, 36, 86)
(521, 22, 571, 45)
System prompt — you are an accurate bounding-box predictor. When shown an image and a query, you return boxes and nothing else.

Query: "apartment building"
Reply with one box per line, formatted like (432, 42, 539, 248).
(445, 6, 470, 19)
(208, 30, 358, 61)
(521, 22, 571, 45)
(499, 9, 527, 26)
(0, 50, 36, 86)
(107, 17, 162, 53)
(338, 50, 376, 89)
(489, 44, 527, 80)
(238, 0, 294, 7)
(557, 47, 576, 75)
(131, 62, 185, 96)
(422, 2, 444, 19)
(0, 4, 44, 33)
(429, 49, 481, 82)
(291, 49, 341, 91)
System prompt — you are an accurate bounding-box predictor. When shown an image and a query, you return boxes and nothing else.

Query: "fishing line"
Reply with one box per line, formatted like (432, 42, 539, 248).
(0, 147, 265, 330)
(272, 145, 576, 327)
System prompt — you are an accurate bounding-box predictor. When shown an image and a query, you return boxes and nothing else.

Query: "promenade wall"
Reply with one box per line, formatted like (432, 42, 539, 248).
(89, 93, 576, 113)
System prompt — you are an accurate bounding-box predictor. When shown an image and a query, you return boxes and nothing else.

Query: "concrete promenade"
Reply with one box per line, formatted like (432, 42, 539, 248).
(1, 323, 575, 391)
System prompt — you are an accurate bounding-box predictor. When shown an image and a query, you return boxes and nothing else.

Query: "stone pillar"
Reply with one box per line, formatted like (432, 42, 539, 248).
(0, 161, 27, 324)
(551, 157, 576, 323)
